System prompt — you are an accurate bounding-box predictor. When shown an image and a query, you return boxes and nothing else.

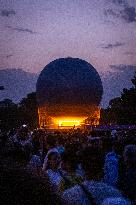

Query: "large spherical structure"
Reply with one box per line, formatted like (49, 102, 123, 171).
(36, 57, 103, 129)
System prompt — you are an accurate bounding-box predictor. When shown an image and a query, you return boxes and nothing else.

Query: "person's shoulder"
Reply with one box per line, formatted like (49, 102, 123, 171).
(84, 180, 121, 193)
(83, 180, 122, 204)
(101, 197, 132, 205)
(61, 184, 89, 205)
(46, 169, 53, 175)
(46, 169, 62, 180)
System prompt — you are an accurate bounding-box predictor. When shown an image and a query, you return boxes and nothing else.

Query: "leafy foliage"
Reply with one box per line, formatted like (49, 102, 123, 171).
(0, 92, 38, 131)
(19, 92, 39, 129)
(100, 73, 136, 125)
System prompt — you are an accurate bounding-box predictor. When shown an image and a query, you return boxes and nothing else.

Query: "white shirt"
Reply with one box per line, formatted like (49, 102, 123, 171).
(46, 169, 62, 192)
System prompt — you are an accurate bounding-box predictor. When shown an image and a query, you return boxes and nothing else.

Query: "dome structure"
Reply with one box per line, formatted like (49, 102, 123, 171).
(36, 57, 103, 129)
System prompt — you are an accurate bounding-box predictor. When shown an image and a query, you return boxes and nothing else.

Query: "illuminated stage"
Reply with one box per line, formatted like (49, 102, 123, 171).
(38, 105, 100, 129)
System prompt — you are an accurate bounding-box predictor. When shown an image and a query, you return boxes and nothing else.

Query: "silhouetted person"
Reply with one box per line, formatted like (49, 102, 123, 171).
(0, 157, 61, 205)
(118, 144, 136, 204)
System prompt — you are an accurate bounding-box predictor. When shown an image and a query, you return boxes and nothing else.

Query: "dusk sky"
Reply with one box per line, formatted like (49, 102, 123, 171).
(0, 0, 136, 106)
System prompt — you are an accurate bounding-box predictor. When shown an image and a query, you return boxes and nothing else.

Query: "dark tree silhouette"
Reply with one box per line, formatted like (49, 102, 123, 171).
(100, 72, 136, 125)
(0, 92, 38, 131)
(19, 92, 39, 129)
(0, 86, 4, 90)
(0, 99, 19, 131)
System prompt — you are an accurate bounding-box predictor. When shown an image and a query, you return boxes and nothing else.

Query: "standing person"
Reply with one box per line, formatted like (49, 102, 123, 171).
(45, 151, 63, 193)
(42, 135, 59, 172)
(118, 144, 136, 204)
(0, 157, 62, 205)
(36, 129, 47, 162)
(56, 135, 65, 155)
(111, 129, 117, 140)
(59, 151, 84, 190)
(8, 125, 32, 163)
(61, 147, 130, 205)
(27, 146, 42, 176)
(103, 138, 119, 187)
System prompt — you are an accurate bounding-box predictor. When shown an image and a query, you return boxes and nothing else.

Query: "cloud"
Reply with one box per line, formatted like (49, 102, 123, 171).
(104, 1, 136, 23)
(104, 7, 136, 23)
(124, 51, 133, 55)
(120, 7, 136, 23)
(104, 9, 119, 18)
(7, 26, 37, 34)
(111, 0, 128, 7)
(6, 55, 13, 58)
(0, 68, 38, 103)
(110, 64, 136, 71)
(100, 64, 136, 107)
(0, 9, 16, 17)
(102, 42, 125, 49)
(104, 8, 121, 21)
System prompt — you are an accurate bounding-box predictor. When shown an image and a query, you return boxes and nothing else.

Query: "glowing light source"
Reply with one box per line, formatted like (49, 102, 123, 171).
(38, 106, 101, 129)
(58, 120, 80, 127)
(52, 117, 86, 128)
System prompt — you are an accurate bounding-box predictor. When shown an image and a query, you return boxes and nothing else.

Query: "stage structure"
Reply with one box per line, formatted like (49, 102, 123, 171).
(36, 57, 103, 129)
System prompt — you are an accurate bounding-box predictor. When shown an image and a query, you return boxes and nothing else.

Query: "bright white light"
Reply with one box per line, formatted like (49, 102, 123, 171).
(58, 120, 80, 127)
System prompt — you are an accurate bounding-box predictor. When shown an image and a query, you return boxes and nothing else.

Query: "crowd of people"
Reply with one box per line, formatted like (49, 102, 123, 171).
(0, 125, 136, 205)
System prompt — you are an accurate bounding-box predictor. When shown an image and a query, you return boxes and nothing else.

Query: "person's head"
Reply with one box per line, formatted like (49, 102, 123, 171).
(123, 144, 136, 168)
(81, 146, 104, 180)
(18, 126, 29, 140)
(47, 152, 61, 170)
(56, 135, 65, 147)
(102, 137, 113, 153)
(61, 151, 77, 173)
(46, 135, 56, 150)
